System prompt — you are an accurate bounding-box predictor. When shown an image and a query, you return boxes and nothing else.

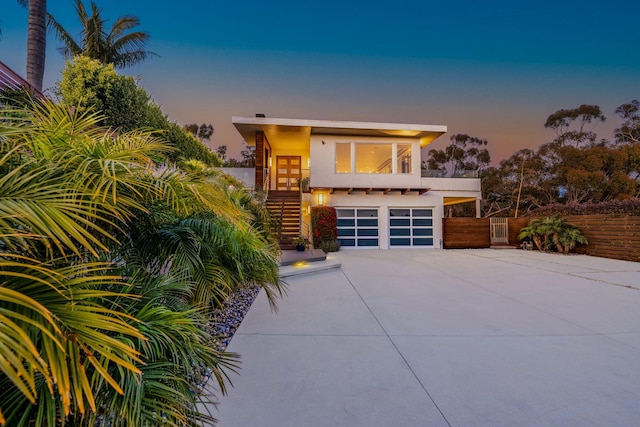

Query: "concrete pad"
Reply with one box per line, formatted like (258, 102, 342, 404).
(395, 334, 640, 427)
(215, 335, 448, 427)
(240, 269, 383, 336)
(205, 249, 640, 426)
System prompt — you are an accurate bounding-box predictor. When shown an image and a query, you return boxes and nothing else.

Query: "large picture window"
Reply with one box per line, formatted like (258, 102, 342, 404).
(397, 144, 412, 174)
(334, 142, 412, 174)
(355, 143, 392, 174)
(335, 143, 351, 174)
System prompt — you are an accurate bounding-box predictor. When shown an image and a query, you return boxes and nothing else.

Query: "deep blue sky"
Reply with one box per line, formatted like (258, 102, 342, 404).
(2, 0, 639, 160)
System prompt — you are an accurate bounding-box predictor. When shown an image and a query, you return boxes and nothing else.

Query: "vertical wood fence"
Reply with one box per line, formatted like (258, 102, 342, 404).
(442, 216, 640, 263)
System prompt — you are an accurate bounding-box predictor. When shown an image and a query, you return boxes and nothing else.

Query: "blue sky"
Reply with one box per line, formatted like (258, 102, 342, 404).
(2, 0, 639, 161)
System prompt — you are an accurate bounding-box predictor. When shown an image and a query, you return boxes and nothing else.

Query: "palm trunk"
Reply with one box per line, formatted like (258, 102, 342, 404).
(533, 235, 543, 251)
(26, 0, 47, 92)
(553, 232, 563, 253)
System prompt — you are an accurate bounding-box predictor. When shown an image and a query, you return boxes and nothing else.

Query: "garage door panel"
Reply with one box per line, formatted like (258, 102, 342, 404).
(389, 207, 434, 248)
(336, 208, 379, 248)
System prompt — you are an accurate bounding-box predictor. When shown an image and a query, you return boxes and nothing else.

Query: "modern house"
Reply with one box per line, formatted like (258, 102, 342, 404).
(232, 115, 481, 249)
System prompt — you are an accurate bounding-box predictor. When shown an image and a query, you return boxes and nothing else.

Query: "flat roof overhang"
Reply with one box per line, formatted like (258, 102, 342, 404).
(232, 116, 447, 148)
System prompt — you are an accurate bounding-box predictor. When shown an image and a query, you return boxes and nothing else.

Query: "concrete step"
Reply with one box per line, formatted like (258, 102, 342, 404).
(279, 258, 342, 278)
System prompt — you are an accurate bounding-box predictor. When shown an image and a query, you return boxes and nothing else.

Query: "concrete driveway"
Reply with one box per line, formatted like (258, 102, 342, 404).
(205, 249, 640, 427)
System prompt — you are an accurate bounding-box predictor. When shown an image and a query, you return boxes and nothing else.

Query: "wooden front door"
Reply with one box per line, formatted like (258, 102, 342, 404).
(276, 156, 301, 191)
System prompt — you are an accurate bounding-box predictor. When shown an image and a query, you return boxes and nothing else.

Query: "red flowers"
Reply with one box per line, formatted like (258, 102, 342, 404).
(311, 206, 337, 243)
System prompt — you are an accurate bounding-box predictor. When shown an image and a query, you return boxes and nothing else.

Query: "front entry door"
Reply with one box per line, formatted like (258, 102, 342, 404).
(276, 156, 301, 191)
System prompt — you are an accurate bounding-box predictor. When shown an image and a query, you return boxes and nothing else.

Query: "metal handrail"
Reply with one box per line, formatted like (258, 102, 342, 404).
(301, 219, 311, 242)
(262, 167, 269, 202)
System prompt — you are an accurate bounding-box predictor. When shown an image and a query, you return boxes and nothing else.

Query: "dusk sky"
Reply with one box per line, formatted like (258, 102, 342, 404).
(2, 0, 639, 161)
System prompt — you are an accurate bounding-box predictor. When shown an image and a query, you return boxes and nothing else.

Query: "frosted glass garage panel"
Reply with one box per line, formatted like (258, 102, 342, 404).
(336, 208, 379, 248)
(389, 208, 434, 247)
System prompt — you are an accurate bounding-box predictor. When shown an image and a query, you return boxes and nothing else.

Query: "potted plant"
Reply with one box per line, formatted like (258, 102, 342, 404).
(292, 235, 307, 251)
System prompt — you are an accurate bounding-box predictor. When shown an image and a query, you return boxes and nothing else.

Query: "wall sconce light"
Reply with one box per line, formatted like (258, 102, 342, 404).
(318, 193, 325, 206)
(268, 157, 272, 167)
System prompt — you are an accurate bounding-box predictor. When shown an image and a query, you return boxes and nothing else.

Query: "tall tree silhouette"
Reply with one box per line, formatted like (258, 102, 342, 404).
(49, 0, 156, 69)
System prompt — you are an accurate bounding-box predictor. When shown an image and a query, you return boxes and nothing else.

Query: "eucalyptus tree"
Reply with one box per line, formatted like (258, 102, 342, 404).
(48, 0, 156, 69)
(425, 133, 491, 176)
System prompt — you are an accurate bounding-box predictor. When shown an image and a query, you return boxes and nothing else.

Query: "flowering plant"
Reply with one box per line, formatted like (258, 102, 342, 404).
(311, 206, 337, 243)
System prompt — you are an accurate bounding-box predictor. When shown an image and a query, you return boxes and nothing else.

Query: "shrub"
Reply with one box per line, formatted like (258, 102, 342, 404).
(518, 216, 587, 254)
(56, 56, 221, 166)
(318, 240, 340, 252)
(311, 206, 337, 247)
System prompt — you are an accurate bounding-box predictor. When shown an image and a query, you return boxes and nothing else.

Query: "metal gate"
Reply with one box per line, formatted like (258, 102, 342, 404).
(490, 217, 509, 245)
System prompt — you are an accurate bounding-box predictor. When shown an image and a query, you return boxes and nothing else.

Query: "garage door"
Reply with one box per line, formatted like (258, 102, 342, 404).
(389, 208, 434, 247)
(336, 208, 379, 248)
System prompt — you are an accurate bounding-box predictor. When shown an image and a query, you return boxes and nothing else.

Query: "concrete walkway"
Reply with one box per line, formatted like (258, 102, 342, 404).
(205, 249, 640, 426)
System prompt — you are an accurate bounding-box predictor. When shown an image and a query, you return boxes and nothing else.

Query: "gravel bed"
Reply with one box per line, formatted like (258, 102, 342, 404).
(209, 284, 261, 351)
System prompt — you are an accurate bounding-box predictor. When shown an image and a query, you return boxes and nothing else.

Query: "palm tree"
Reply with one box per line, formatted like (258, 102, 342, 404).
(48, 0, 156, 69)
(518, 218, 544, 251)
(1, 100, 284, 425)
(17, 0, 47, 91)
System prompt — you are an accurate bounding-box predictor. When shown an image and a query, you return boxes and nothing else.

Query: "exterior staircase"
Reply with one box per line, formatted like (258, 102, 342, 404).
(265, 191, 301, 249)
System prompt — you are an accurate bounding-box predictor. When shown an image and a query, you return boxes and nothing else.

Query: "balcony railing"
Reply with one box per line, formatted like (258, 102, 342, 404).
(421, 169, 478, 178)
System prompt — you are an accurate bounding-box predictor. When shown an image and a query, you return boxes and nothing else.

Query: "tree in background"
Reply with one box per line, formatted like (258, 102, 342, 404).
(184, 123, 215, 141)
(483, 102, 640, 217)
(425, 133, 490, 176)
(48, 0, 155, 69)
(226, 144, 256, 167)
(614, 100, 640, 145)
(543, 104, 606, 148)
(57, 56, 221, 166)
(216, 144, 228, 161)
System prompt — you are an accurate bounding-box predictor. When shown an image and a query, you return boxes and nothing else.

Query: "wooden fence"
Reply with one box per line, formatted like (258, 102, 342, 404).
(443, 218, 528, 249)
(442, 216, 640, 263)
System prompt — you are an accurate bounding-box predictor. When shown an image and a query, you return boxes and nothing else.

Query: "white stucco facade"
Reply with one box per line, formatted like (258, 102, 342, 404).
(232, 115, 482, 249)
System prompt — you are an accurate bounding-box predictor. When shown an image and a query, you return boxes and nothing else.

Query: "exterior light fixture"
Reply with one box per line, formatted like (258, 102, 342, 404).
(268, 157, 273, 167)
(318, 193, 325, 206)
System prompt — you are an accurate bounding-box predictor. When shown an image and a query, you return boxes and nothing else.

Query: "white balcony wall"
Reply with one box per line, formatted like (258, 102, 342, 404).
(215, 168, 255, 189)
(421, 177, 481, 192)
(310, 135, 422, 188)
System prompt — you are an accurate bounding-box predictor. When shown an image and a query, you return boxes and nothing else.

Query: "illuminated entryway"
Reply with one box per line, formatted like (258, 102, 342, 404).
(389, 208, 434, 247)
(336, 208, 379, 248)
(276, 156, 301, 191)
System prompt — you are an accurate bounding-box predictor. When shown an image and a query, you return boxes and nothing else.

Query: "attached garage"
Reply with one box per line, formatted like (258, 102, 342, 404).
(336, 208, 379, 248)
(389, 208, 434, 247)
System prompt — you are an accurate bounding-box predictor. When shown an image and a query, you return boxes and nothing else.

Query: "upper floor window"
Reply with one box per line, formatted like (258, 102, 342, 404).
(335, 142, 412, 174)
(336, 143, 351, 174)
(397, 144, 412, 174)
